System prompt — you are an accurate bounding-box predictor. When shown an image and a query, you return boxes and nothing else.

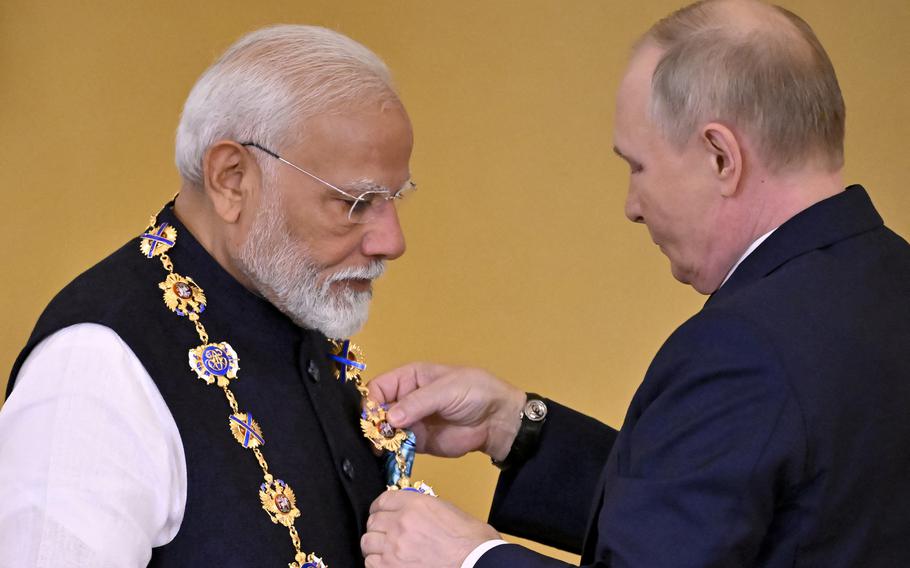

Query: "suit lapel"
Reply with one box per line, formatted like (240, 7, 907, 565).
(708, 185, 883, 306)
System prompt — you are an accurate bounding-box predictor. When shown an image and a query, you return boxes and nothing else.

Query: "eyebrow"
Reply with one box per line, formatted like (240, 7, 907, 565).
(344, 178, 414, 194)
(612, 146, 642, 169)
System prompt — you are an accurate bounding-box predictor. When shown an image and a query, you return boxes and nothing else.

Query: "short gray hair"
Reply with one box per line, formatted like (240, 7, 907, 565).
(642, 0, 845, 172)
(175, 25, 399, 187)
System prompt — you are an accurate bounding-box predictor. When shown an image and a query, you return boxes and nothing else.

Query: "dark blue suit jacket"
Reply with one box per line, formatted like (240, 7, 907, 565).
(479, 186, 910, 567)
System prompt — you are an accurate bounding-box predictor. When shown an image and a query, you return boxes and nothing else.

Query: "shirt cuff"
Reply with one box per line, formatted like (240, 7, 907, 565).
(461, 539, 509, 568)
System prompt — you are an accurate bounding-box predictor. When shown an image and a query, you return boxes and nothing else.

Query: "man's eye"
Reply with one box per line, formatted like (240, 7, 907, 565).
(349, 198, 375, 216)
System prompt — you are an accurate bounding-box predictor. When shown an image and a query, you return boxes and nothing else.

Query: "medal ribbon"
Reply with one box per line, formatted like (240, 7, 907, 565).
(328, 340, 436, 496)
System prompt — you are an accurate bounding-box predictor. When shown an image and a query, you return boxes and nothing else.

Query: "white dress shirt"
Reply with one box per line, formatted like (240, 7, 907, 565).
(0, 324, 186, 568)
(462, 228, 778, 567)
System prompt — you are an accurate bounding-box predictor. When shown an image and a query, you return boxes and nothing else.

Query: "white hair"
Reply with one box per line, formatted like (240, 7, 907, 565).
(175, 24, 399, 187)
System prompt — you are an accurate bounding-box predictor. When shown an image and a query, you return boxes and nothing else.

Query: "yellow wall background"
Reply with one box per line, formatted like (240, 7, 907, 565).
(2, 1, 908, 562)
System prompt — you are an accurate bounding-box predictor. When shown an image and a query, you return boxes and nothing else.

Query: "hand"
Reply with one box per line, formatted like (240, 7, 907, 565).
(362, 491, 500, 568)
(368, 363, 526, 460)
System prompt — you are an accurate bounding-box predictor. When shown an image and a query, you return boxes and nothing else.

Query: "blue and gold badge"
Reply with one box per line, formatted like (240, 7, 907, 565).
(140, 222, 177, 258)
(229, 412, 264, 449)
(329, 339, 366, 384)
(188, 342, 239, 386)
(259, 479, 300, 527)
(160, 273, 206, 317)
(390, 479, 437, 497)
(291, 552, 327, 568)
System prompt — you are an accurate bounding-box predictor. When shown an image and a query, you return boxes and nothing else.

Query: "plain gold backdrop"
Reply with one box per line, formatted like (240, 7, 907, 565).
(2, 1, 908, 562)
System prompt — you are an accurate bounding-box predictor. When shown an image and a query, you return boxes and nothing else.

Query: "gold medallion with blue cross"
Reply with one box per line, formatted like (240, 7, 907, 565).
(328, 339, 366, 384)
(188, 341, 239, 386)
(139, 222, 177, 258)
(229, 412, 264, 449)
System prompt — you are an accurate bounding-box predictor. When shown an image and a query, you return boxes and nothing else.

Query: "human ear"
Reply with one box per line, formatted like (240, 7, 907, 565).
(202, 140, 261, 223)
(701, 123, 742, 197)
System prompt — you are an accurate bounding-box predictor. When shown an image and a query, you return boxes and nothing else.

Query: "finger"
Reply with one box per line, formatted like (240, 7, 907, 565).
(369, 362, 450, 405)
(366, 510, 394, 533)
(360, 531, 385, 557)
(387, 375, 463, 428)
(369, 489, 410, 515)
(386, 391, 435, 428)
(368, 363, 424, 403)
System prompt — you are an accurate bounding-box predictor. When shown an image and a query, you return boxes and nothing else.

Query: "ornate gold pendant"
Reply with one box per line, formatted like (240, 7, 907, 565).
(259, 479, 300, 527)
(329, 339, 366, 384)
(290, 552, 327, 568)
(188, 342, 239, 386)
(159, 273, 206, 316)
(361, 400, 408, 453)
(229, 412, 264, 449)
(140, 222, 177, 258)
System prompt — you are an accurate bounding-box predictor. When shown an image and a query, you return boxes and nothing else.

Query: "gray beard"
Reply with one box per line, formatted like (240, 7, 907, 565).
(234, 191, 384, 339)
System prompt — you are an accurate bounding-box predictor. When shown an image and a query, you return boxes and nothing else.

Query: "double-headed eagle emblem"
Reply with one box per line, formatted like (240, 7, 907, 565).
(160, 273, 207, 317)
(259, 478, 300, 527)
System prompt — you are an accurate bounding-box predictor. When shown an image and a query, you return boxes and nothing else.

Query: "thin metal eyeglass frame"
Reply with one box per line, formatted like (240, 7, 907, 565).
(240, 142, 414, 223)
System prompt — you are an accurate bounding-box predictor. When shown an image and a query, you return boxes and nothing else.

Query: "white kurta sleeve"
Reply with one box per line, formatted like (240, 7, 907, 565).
(0, 323, 186, 568)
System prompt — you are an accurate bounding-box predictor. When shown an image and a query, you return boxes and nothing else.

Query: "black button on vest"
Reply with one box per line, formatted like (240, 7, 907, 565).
(342, 458, 356, 481)
(308, 359, 321, 382)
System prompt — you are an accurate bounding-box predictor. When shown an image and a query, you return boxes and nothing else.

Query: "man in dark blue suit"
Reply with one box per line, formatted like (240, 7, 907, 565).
(360, 1, 910, 567)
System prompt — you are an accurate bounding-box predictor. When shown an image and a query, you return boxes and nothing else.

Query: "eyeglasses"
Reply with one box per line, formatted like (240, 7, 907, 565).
(241, 142, 416, 225)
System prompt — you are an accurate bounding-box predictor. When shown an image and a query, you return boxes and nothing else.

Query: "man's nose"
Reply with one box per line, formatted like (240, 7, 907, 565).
(361, 204, 407, 260)
(624, 191, 644, 224)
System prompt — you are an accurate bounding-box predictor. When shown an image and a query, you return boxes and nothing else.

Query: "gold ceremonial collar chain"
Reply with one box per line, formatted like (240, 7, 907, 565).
(139, 207, 433, 568)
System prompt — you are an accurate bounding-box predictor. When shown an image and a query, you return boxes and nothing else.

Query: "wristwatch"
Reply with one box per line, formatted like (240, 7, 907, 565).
(491, 393, 548, 471)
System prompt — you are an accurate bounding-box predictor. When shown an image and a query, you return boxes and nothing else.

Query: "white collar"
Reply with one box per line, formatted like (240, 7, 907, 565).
(719, 228, 778, 288)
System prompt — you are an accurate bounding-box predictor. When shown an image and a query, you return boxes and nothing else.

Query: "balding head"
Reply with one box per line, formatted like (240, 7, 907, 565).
(639, 0, 845, 173)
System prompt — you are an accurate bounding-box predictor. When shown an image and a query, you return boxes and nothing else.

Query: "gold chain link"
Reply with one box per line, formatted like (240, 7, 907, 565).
(288, 526, 302, 553)
(252, 447, 271, 476)
(222, 386, 240, 414)
(353, 379, 370, 399)
(193, 319, 209, 343)
(159, 253, 174, 273)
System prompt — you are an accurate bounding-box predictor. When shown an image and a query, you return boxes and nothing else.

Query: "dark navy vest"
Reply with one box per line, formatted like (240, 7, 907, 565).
(7, 206, 385, 566)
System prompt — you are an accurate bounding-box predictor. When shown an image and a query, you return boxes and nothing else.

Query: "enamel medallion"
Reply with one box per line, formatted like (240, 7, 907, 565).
(139, 222, 177, 258)
(259, 479, 300, 527)
(159, 273, 207, 316)
(361, 400, 408, 453)
(188, 341, 239, 386)
(229, 412, 264, 449)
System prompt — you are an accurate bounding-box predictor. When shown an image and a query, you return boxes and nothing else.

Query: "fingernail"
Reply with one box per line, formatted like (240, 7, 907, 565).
(389, 407, 405, 424)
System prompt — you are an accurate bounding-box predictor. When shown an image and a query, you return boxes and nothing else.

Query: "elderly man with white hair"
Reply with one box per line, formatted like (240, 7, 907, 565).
(0, 25, 415, 567)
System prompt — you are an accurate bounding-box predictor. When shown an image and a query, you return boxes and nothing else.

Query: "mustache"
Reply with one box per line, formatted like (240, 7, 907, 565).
(325, 260, 386, 284)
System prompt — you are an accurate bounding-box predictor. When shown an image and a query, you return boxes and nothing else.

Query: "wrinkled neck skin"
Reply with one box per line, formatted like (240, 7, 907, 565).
(173, 186, 259, 292)
(700, 163, 845, 294)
